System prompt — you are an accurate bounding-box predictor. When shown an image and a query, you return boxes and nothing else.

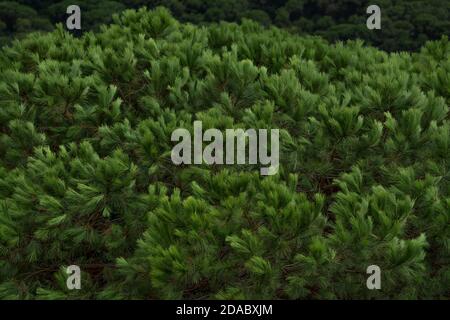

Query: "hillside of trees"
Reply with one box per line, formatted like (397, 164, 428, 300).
(0, 0, 449, 51)
(0, 7, 449, 299)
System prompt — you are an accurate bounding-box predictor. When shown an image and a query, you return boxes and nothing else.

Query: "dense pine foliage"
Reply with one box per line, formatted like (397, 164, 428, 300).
(1, 0, 449, 51)
(0, 8, 449, 299)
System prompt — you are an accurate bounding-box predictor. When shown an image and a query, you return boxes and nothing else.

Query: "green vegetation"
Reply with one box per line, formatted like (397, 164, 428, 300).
(0, 0, 449, 51)
(0, 7, 449, 299)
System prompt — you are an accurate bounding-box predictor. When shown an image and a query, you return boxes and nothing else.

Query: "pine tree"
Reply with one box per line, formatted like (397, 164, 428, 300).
(0, 7, 448, 299)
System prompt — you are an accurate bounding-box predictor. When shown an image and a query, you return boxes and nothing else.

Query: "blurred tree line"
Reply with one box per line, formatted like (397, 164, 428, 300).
(0, 0, 449, 51)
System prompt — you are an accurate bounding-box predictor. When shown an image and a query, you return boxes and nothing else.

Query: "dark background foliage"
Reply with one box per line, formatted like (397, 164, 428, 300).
(0, 0, 449, 51)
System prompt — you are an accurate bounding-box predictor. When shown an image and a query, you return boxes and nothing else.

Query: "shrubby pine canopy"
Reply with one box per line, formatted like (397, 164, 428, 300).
(0, 7, 449, 299)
